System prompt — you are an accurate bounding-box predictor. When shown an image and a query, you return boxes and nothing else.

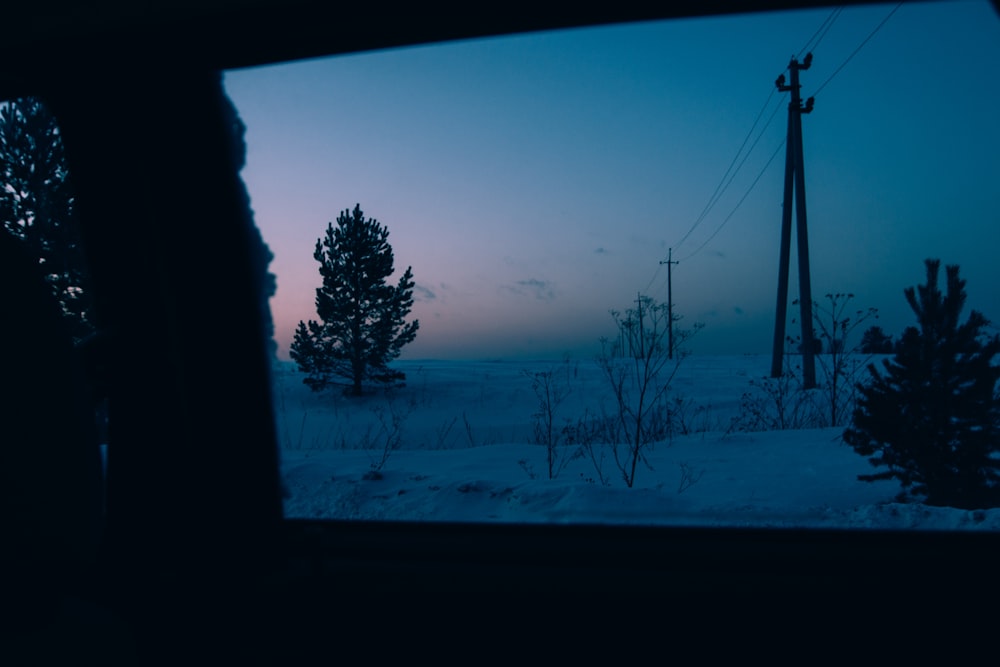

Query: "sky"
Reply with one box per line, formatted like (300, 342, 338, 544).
(223, 1, 1000, 361)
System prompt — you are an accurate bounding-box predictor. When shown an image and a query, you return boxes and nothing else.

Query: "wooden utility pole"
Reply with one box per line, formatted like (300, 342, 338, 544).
(770, 53, 817, 389)
(660, 248, 679, 359)
(635, 292, 646, 358)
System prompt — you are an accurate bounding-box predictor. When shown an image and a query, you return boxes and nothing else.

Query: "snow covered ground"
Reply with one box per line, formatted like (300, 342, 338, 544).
(274, 355, 1000, 531)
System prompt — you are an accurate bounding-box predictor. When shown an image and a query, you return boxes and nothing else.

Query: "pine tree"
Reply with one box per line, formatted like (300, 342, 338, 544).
(0, 98, 93, 342)
(290, 204, 418, 396)
(859, 325, 894, 354)
(844, 259, 1000, 509)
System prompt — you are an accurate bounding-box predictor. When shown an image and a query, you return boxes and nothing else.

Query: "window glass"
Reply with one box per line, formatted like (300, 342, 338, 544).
(224, 1, 1000, 529)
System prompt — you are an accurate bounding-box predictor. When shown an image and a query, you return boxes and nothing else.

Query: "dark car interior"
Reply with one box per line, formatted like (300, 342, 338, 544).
(2, 0, 998, 661)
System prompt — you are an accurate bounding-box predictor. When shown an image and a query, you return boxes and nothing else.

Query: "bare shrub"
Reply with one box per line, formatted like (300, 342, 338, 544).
(517, 458, 538, 480)
(733, 366, 822, 432)
(524, 359, 581, 479)
(677, 461, 704, 494)
(362, 397, 412, 479)
(749, 293, 880, 431)
(435, 416, 458, 449)
(597, 296, 701, 488)
(562, 408, 615, 487)
(801, 293, 879, 427)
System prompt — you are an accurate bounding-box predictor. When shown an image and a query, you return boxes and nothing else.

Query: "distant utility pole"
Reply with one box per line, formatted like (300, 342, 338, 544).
(635, 292, 646, 359)
(771, 52, 817, 389)
(660, 248, 678, 359)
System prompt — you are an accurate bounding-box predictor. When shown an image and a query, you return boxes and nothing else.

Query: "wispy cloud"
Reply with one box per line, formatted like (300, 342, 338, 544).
(413, 284, 436, 302)
(504, 278, 556, 301)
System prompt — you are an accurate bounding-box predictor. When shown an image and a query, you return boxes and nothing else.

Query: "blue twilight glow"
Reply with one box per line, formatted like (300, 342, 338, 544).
(224, 1, 1000, 360)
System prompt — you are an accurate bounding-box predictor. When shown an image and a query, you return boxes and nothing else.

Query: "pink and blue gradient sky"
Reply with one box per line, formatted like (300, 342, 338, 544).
(224, 1, 1000, 361)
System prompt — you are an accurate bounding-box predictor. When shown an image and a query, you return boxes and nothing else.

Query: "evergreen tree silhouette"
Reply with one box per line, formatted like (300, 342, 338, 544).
(291, 204, 418, 396)
(844, 259, 1000, 509)
(859, 325, 894, 354)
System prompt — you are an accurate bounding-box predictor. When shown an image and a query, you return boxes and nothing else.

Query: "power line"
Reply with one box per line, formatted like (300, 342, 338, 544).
(676, 138, 786, 264)
(670, 3, 901, 268)
(642, 87, 778, 296)
(796, 6, 843, 60)
(642, 263, 661, 294)
(667, 101, 784, 267)
(809, 2, 902, 98)
(711, 99, 784, 217)
(659, 9, 842, 286)
(672, 87, 779, 253)
(672, 7, 832, 260)
(646, 4, 888, 295)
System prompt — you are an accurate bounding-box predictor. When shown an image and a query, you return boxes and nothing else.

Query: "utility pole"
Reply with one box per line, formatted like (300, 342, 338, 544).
(771, 53, 817, 389)
(660, 248, 679, 359)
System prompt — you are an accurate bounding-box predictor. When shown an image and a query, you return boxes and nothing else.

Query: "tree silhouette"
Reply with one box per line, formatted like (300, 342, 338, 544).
(844, 259, 1000, 509)
(291, 204, 418, 396)
(0, 98, 93, 342)
(219, 87, 278, 358)
(859, 325, 894, 354)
